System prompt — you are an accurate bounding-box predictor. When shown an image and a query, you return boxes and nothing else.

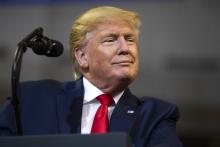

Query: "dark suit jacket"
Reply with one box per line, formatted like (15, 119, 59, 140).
(0, 78, 183, 147)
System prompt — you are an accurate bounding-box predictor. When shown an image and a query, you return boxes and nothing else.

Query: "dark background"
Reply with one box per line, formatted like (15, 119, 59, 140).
(0, 0, 220, 146)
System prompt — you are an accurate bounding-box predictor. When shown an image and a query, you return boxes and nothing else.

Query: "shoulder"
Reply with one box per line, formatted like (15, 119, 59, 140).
(131, 97, 182, 147)
(19, 79, 65, 95)
(21, 79, 63, 89)
(138, 96, 179, 121)
(17, 79, 83, 102)
(19, 79, 82, 94)
(140, 97, 177, 109)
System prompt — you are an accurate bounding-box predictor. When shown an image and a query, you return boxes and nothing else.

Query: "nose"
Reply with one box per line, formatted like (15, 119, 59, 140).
(117, 36, 129, 54)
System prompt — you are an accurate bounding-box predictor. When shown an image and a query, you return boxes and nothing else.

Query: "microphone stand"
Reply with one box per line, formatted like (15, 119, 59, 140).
(11, 27, 43, 135)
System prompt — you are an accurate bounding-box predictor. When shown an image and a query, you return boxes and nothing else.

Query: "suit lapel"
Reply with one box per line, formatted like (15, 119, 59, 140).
(56, 78, 84, 134)
(109, 89, 140, 133)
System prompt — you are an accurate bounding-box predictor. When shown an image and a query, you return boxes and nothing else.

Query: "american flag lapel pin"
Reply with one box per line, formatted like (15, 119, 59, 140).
(127, 110, 135, 114)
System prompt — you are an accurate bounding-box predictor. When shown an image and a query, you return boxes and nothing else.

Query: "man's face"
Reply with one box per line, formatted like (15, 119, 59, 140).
(79, 21, 139, 87)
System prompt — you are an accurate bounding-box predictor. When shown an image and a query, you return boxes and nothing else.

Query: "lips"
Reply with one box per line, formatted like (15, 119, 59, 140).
(117, 60, 132, 64)
(112, 59, 134, 65)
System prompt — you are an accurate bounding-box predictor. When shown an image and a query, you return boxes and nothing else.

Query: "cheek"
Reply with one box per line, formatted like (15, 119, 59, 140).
(131, 47, 139, 60)
(87, 48, 113, 68)
(94, 46, 116, 61)
(131, 47, 139, 71)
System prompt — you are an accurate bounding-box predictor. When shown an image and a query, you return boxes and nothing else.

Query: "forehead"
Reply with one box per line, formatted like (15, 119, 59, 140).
(92, 21, 137, 37)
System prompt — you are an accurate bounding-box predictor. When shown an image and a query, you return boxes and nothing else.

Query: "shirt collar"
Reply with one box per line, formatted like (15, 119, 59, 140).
(83, 77, 123, 104)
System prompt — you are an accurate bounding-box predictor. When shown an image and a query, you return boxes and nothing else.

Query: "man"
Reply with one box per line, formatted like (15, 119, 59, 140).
(0, 6, 183, 147)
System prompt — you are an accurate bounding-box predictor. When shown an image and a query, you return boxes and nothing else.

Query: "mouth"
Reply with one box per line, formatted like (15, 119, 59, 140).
(112, 59, 134, 65)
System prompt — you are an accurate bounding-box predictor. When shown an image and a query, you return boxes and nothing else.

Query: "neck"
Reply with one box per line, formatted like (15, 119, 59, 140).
(84, 76, 131, 97)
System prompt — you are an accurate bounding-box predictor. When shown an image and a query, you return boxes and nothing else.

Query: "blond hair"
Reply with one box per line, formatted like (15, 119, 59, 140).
(69, 6, 141, 80)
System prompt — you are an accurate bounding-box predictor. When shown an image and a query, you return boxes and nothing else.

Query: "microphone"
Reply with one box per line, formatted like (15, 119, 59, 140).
(29, 36, 64, 57)
(18, 27, 64, 57)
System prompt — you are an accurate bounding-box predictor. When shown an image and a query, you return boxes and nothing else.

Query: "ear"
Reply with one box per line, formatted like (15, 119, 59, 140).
(74, 48, 88, 68)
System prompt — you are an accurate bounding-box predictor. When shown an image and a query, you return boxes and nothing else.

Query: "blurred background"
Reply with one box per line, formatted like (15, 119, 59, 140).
(0, 0, 220, 146)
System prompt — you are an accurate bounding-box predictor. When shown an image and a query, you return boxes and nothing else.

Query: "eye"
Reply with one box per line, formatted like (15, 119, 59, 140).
(102, 35, 118, 45)
(126, 37, 136, 45)
(125, 35, 136, 43)
(127, 37, 135, 42)
(103, 37, 115, 42)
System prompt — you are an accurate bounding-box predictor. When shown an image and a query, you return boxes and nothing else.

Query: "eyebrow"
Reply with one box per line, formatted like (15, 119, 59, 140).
(103, 32, 136, 38)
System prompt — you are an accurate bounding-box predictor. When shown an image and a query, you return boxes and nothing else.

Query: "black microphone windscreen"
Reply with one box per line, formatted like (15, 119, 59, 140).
(45, 39, 64, 57)
(29, 36, 64, 57)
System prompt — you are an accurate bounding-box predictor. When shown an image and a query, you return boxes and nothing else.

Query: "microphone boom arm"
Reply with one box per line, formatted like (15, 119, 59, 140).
(11, 46, 24, 135)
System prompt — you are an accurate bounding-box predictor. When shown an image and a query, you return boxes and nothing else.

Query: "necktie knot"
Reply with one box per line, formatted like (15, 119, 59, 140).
(96, 94, 114, 106)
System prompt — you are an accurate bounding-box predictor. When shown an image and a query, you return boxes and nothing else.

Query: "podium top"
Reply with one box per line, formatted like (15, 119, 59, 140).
(0, 133, 132, 147)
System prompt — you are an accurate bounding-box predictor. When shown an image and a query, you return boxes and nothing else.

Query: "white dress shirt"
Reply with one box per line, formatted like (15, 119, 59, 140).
(81, 77, 123, 134)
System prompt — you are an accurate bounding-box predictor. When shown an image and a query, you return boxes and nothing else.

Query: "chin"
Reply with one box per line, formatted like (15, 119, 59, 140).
(112, 69, 137, 82)
(116, 74, 135, 83)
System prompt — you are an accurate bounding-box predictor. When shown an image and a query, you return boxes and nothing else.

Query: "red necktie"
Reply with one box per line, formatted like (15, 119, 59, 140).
(91, 94, 114, 133)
